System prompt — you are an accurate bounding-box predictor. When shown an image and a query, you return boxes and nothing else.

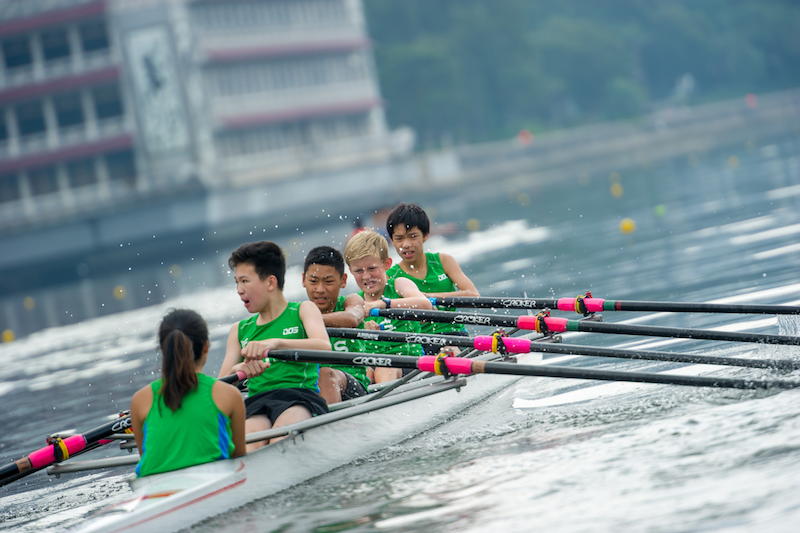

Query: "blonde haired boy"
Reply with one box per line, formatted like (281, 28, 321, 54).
(344, 230, 432, 382)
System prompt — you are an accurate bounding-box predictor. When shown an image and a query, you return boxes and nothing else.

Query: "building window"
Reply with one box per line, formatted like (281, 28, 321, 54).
(2, 36, 32, 69)
(28, 167, 59, 196)
(93, 84, 123, 119)
(54, 92, 84, 128)
(79, 20, 109, 52)
(192, 0, 348, 30)
(15, 101, 46, 136)
(216, 113, 369, 159)
(66, 158, 96, 188)
(207, 52, 369, 97)
(0, 174, 19, 203)
(42, 28, 71, 61)
(105, 150, 136, 185)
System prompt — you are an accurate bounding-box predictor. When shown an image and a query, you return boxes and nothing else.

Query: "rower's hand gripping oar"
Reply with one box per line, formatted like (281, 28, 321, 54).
(0, 371, 246, 487)
(370, 308, 800, 345)
(265, 349, 800, 391)
(432, 292, 800, 315)
(326, 328, 800, 371)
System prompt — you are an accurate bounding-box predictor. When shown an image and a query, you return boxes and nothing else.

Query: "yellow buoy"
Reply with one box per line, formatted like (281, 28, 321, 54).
(113, 285, 126, 300)
(620, 218, 636, 234)
(23, 296, 35, 310)
(169, 264, 182, 279)
(2, 329, 15, 343)
(728, 156, 739, 169)
(610, 182, 624, 198)
(466, 218, 481, 231)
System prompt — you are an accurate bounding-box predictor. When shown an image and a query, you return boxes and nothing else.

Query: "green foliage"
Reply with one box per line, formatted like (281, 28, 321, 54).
(363, 0, 800, 146)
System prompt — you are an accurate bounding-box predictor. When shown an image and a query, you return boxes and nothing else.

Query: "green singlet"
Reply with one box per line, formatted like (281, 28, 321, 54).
(387, 252, 466, 335)
(358, 282, 424, 357)
(238, 302, 320, 395)
(325, 296, 370, 389)
(136, 373, 234, 477)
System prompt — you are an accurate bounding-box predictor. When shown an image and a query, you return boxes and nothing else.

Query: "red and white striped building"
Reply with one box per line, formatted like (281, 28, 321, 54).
(0, 0, 397, 230)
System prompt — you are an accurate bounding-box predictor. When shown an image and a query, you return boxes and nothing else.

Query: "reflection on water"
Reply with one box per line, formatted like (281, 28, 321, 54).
(1, 134, 800, 531)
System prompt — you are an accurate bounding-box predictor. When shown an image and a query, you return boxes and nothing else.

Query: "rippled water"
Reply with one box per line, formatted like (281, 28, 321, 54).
(2, 134, 800, 531)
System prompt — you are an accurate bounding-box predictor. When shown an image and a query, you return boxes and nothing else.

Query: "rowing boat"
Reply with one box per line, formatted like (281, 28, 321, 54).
(68, 331, 558, 533)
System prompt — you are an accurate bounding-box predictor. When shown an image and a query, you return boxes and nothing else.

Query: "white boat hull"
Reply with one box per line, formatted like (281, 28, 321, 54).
(74, 362, 534, 533)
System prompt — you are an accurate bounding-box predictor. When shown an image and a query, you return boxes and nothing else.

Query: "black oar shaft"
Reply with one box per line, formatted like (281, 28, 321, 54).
(434, 296, 800, 315)
(327, 327, 799, 370)
(478, 362, 800, 390)
(266, 349, 800, 391)
(372, 308, 518, 327)
(371, 309, 800, 346)
(573, 320, 800, 345)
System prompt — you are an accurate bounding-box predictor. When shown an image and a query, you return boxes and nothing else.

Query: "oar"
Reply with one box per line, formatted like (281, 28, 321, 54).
(264, 349, 800, 390)
(327, 328, 800, 371)
(431, 296, 800, 315)
(369, 308, 800, 346)
(0, 371, 246, 487)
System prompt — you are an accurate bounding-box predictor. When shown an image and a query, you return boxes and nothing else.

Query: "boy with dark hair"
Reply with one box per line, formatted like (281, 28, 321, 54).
(344, 230, 432, 382)
(219, 241, 331, 451)
(302, 246, 372, 404)
(386, 203, 480, 353)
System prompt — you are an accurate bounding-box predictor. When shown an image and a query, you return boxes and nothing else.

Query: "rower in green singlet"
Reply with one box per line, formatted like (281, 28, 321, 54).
(385, 203, 480, 354)
(219, 241, 331, 451)
(131, 309, 246, 477)
(344, 230, 433, 383)
(302, 245, 372, 405)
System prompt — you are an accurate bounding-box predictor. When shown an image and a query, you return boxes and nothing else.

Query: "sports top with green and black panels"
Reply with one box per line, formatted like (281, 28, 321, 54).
(238, 302, 320, 395)
(326, 296, 370, 389)
(387, 252, 466, 335)
(358, 281, 424, 357)
(136, 373, 234, 477)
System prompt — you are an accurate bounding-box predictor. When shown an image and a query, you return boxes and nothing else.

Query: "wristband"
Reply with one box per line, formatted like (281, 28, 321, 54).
(381, 297, 391, 309)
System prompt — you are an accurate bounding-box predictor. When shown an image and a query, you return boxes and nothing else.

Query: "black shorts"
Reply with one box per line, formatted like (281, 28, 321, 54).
(422, 330, 470, 355)
(341, 372, 368, 401)
(245, 387, 328, 424)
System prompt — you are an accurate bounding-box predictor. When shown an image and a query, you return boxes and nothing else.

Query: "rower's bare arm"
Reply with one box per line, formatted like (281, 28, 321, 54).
(130, 385, 153, 456)
(320, 293, 365, 328)
(221, 323, 269, 377)
(295, 301, 332, 350)
(213, 381, 247, 457)
(391, 277, 434, 309)
(425, 253, 480, 298)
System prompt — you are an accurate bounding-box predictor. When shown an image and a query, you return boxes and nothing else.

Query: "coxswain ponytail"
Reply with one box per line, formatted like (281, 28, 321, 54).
(158, 309, 209, 412)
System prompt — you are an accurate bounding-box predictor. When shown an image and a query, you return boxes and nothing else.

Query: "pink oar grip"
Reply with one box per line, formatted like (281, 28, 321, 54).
(473, 336, 532, 353)
(417, 356, 474, 374)
(28, 435, 86, 468)
(557, 297, 605, 313)
(516, 316, 569, 332)
(236, 371, 247, 382)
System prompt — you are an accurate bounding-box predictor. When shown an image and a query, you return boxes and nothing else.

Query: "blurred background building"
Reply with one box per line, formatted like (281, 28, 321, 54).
(0, 0, 403, 232)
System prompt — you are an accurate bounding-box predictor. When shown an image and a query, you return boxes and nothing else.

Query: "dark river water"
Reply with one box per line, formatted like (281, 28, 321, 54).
(2, 131, 800, 532)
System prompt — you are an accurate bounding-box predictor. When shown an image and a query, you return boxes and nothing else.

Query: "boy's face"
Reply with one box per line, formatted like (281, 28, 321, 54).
(348, 255, 391, 298)
(234, 262, 273, 314)
(390, 225, 428, 264)
(302, 264, 346, 314)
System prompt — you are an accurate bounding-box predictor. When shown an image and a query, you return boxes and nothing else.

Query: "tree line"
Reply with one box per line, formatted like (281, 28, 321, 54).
(364, 0, 800, 147)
